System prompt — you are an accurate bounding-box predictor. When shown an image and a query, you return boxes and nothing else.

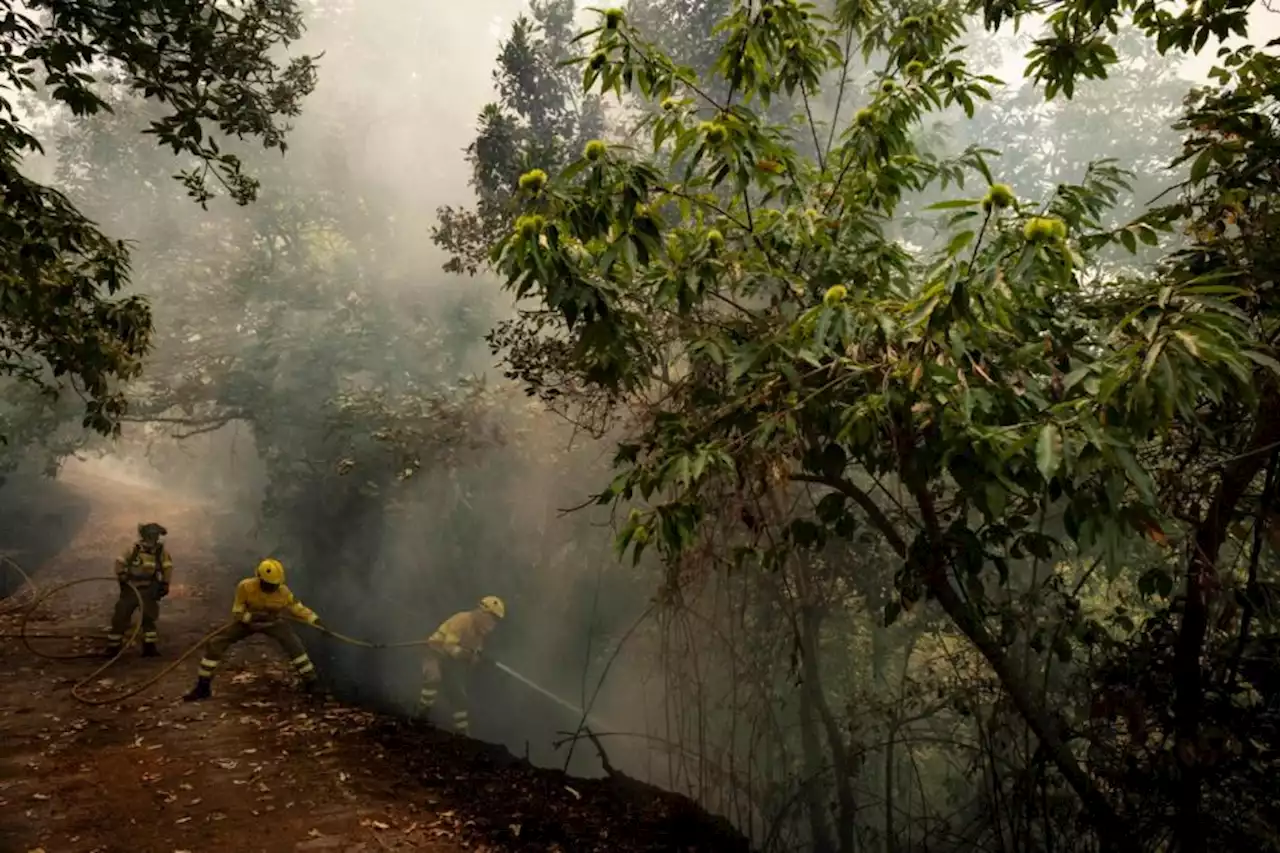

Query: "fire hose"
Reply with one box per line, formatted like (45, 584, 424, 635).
(0, 558, 597, 719)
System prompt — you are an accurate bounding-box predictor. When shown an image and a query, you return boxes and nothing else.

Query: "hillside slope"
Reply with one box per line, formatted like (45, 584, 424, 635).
(0, 468, 749, 853)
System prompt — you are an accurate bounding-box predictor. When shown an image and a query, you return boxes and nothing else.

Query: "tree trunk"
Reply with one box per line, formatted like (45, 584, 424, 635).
(798, 600, 858, 853)
(1171, 398, 1280, 853)
(799, 659, 837, 853)
(797, 471, 1126, 840)
(883, 721, 897, 853)
(870, 626, 891, 852)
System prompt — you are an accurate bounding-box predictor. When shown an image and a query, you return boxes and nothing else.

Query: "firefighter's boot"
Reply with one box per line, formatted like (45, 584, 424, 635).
(142, 642, 159, 658)
(183, 677, 212, 702)
(103, 643, 123, 659)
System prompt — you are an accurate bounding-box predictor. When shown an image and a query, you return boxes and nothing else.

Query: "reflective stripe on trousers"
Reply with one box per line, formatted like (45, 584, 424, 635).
(291, 652, 316, 678)
(199, 621, 313, 683)
(110, 583, 161, 643)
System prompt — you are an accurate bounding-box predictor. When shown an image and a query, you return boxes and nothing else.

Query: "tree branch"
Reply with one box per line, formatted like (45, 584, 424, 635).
(905, 477, 1129, 847)
(792, 473, 908, 556)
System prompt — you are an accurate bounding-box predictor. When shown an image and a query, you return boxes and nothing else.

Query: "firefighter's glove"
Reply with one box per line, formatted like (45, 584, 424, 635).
(156, 582, 170, 600)
(311, 619, 326, 631)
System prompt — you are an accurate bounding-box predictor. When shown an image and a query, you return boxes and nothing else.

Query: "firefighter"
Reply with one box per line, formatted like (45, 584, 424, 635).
(106, 522, 173, 657)
(183, 558, 324, 701)
(417, 595, 506, 735)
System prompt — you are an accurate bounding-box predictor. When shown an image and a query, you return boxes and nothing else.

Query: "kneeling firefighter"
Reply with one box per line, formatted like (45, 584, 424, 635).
(417, 596, 506, 735)
(107, 522, 173, 657)
(184, 558, 324, 702)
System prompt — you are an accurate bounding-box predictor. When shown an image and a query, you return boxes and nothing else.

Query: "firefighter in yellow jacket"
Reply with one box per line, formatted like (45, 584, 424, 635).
(184, 558, 324, 701)
(107, 522, 173, 657)
(417, 596, 506, 735)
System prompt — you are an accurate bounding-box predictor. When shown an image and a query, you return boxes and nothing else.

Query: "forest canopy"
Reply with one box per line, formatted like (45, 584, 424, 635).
(0, 0, 316, 442)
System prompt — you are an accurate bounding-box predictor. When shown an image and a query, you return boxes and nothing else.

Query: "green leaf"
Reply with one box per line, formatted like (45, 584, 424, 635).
(1112, 446, 1154, 503)
(983, 481, 1006, 518)
(925, 199, 981, 211)
(728, 344, 764, 383)
(1244, 350, 1280, 378)
(947, 230, 975, 255)
(1189, 148, 1214, 183)
(1036, 424, 1061, 481)
(1062, 366, 1090, 393)
(1119, 228, 1137, 254)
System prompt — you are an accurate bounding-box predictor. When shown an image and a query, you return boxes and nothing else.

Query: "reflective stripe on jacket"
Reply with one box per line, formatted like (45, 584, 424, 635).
(230, 578, 317, 625)
(115, 543, 173, 585)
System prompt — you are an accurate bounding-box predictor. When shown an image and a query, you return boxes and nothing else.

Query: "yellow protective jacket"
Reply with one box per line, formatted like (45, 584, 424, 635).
(115, 542, 174, 586)
(230, 578, 318, 626)
(428, 609, 497, 662)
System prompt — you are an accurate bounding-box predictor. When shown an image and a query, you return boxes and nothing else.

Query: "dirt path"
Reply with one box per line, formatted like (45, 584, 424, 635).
(0, 471, 748, 853)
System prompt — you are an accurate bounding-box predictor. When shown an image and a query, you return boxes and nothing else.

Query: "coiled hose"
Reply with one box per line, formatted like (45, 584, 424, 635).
(0, 556, 430, 706)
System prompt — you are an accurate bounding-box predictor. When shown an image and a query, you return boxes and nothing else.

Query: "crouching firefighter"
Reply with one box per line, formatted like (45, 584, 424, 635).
(184, 559, 324, 702)
(417, 596, 506, 735)
(106, 522, 173, 658)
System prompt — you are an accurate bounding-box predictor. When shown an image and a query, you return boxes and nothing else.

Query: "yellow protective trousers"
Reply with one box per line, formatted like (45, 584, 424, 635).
(418, 650, 470, 734)
(197, 621, 316, 684)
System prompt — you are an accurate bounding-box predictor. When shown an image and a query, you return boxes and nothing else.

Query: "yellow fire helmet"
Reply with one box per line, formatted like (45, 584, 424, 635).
(256, 558, 285, 586)
(479, 595, 506, 620)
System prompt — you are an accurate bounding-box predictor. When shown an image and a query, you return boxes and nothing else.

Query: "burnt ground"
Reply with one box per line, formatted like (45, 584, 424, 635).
(0, 469, 750, 853)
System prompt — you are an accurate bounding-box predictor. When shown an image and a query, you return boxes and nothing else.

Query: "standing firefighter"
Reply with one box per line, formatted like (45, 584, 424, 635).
(107, 522, 173, 657)
(417, 596, 506, 735)
(184, 558, 324, 702)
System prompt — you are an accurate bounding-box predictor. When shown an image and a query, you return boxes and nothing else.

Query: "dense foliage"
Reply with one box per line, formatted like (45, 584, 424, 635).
(0, 0, 316, 447)
(474, 0, 1280, 850)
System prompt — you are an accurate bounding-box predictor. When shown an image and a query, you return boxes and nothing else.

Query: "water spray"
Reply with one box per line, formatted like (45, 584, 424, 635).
(491, 659, 609, 729)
